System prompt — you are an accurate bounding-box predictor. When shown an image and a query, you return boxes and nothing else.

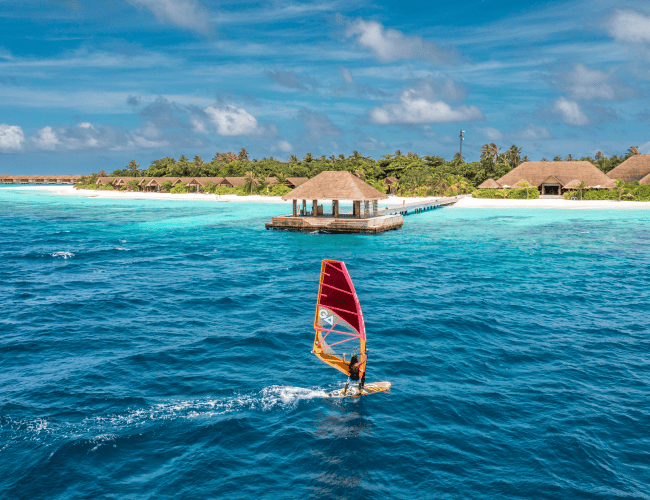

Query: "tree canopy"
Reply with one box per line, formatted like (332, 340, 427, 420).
(104, 146, 636, 195)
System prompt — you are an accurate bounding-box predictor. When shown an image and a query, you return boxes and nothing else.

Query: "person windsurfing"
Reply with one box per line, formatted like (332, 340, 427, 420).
(343, 355, 365, 395)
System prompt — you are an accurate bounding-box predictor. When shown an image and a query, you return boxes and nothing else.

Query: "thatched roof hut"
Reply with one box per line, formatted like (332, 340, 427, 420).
(143, 177, 178, 191)
(562, 179, 583, 190)
(282, 171, 388, 201)
(221, 177, 247, 188)
(172, 177, 195, 186)
(607, 154, 650, 183)
(286, 177, 308, 188)
(640, 172, 650, 185)
(384, 176, 399, 185)
(197, 177, 224, 186)
(477, 178, 501, 189)
(497, 162, 612, 192)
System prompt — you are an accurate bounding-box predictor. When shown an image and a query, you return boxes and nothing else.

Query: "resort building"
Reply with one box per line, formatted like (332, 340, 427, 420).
(607, 154, 650, 183)
(495, 161, 614, 195)
(477, 178, 502, 189)
(215, 177, 243, 188)
(286, 177, 309, 188)
(384, 176, 399, 194)
(266, 170, 402, 233)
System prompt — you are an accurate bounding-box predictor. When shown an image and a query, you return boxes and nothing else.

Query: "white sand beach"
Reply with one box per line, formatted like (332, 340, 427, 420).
(4, 185, 650, 209)
(2, 185, 441, 206)
(451, 196, 650, 209)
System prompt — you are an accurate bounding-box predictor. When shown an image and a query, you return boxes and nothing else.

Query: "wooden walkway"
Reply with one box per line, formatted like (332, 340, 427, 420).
(379, 195, 465, 216)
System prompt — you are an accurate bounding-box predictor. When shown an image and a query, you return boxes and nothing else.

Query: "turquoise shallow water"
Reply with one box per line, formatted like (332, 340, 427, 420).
(1, 187, 649, 499)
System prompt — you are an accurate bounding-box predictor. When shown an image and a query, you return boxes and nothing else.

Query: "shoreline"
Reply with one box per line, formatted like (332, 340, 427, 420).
(452, 196, 650, 209)
(3, 185, 650, 209)
(0, 185, 444, 206)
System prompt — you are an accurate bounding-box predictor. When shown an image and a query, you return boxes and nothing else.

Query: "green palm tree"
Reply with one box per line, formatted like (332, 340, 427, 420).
(480, 143, 492, 164)
(489, 143, 500, 166)
(506, 145, 522, 168)
(576, 181, 586, 200)
(275, 172, 288, 186)
(127, 160, 140, 176)
(243, 171, 256, 195)
(257, 174, 270, 195)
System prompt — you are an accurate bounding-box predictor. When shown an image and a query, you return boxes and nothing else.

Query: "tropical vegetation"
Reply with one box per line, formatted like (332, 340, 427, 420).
(74, 146, 640, 196)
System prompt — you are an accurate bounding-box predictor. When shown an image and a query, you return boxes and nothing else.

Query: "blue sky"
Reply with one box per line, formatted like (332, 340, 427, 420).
(1, 0, 649, 174)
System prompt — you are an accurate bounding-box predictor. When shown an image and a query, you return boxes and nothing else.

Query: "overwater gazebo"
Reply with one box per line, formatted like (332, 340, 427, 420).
(266, 171, 401, 233)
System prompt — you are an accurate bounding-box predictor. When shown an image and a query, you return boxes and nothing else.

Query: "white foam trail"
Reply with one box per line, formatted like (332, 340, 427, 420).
(51, 251, 74, 259)
(116, 247, 130, 251)
(259, 386, 328, 409)
(2, 387, 327, 448)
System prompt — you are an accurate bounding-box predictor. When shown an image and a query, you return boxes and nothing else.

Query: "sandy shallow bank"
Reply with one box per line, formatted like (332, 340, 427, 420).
(452, 196, 650, 209)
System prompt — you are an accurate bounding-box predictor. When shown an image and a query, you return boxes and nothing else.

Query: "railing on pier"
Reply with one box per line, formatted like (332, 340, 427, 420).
(380, 195, 466, 216)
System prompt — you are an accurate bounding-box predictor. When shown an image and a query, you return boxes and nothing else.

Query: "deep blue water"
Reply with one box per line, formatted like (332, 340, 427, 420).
(1, 188, 649, 500)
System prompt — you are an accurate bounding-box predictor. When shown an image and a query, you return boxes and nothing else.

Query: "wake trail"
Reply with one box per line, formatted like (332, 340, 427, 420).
(1, 386, 327, 448)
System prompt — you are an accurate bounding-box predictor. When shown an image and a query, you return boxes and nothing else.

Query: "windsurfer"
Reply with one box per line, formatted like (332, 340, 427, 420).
(343, 355, 365, 395)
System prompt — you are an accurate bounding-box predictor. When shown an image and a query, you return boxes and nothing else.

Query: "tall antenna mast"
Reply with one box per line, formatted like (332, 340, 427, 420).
(459, 130, 465, 158)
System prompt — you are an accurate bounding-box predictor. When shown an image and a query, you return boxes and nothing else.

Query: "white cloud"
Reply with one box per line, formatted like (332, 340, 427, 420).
(369, 86, 483, 125)
(204, 105, 261, 136)
(297, 108, 341, 141)
(477, 127, 503, 141)
(0, 47, 13, 60)
(553, 97, 589, 126)
(564, 64, 614, 100)
(29, 122, 167, 152)
(360, 136, 386, 151)
(190, 115, 209, 134)
(340, 66, 354, 84)
(276, 140, 292, 153)
(640, 141, 650, 154)
(517, 125, 552, 140)
(33, 126, 60, 151)
(344, 18, 455, 63)
(609, 9, 650, 43)
(0, 124, 25, 151)
(266, 69, 317, 91)
(126, 0, 212, 34)
(554, 63, 637, 101)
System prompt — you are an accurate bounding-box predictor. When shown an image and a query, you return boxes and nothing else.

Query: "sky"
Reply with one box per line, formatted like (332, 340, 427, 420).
(1, 0, 649, 174)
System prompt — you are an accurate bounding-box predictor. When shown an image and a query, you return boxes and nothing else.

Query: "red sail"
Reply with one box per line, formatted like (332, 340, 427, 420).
(312, 260, 367, 378)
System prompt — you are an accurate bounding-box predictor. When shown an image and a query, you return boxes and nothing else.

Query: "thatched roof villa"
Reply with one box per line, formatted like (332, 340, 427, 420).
(607, 154, 650, 183)
(496, 161, 614, 195)
(478, 178, 501, 189)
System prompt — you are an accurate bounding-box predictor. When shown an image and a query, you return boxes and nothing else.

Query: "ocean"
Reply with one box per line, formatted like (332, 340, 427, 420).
(1, 187, 649, 499)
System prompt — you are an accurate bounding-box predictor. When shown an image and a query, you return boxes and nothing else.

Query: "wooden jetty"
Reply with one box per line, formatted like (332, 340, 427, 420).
(379, 195, 464, 215)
